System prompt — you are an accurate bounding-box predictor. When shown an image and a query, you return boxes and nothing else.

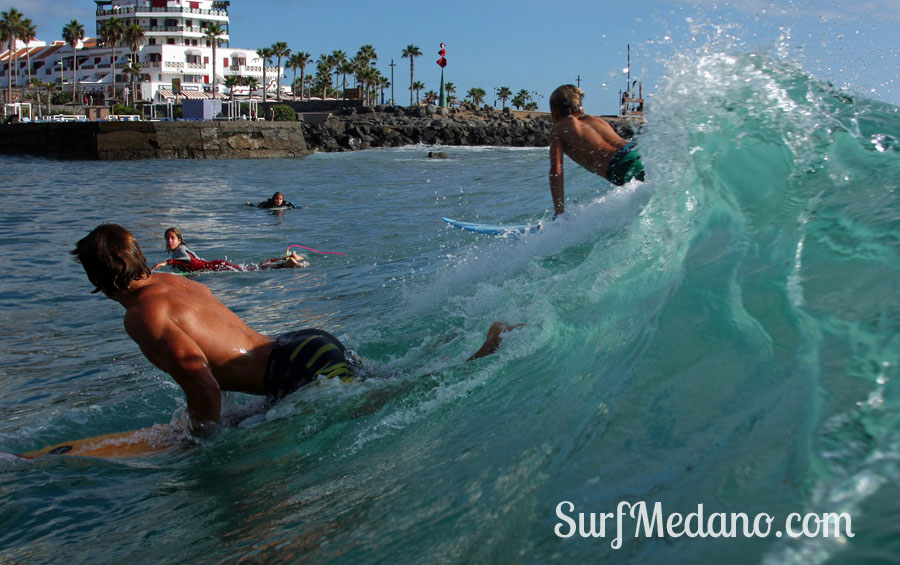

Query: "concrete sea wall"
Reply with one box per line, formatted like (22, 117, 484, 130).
(0, 121, 308, 160)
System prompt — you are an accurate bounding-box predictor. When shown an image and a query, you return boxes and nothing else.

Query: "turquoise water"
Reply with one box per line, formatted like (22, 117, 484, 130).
(2, 44, 899, 563)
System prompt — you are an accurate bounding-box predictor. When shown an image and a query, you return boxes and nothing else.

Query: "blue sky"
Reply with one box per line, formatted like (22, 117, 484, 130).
(4, 0, 899, 112)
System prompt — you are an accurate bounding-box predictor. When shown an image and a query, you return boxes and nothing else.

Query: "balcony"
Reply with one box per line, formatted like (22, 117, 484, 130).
(97, 7, 228, 17)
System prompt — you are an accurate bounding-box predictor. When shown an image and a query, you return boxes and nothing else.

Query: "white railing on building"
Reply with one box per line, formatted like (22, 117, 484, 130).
(97, 7, 228, 17)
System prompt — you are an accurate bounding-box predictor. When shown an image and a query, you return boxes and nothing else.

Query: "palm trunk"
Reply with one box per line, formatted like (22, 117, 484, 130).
(111, 45, 116, 105)
(276, 56, 282, 101)
(73, 49, 78, 104)
(409, 60, 414, 106)
(299, 70, 305, 101)
(212, 44, 216, 98)
(132, 53, 138, 106)
(6, 39, 12, 104)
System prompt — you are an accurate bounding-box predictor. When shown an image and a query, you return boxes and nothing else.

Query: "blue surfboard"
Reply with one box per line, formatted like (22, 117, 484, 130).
(442, 217, 541, 235)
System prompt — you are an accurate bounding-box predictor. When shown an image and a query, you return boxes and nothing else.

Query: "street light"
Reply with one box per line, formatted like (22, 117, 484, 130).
(389, 58, 396, 106)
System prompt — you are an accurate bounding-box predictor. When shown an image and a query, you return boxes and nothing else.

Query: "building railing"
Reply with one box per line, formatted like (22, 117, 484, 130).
(145, 26, 216, 34)
(97, 7, 228, 17)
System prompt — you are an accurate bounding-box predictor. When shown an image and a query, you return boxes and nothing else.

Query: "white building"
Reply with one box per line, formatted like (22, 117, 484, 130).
(1, 0, 283, 104)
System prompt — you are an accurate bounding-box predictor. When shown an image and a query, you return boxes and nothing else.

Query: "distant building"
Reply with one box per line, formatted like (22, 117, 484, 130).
(0, 0, 283, 104)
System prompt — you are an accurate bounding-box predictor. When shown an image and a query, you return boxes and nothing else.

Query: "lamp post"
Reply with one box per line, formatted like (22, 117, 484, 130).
(389, 58, 396, 106)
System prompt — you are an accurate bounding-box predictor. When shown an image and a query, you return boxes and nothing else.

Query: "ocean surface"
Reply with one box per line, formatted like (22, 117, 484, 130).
(1, 39, 899, 564)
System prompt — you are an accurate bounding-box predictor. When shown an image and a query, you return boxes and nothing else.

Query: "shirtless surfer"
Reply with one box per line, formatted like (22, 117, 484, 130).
(71, 224, 520, 435)
(548, 84, 645, 216)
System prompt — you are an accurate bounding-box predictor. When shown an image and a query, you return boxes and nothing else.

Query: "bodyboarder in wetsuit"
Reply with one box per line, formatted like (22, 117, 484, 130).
(150, 227, 307, 273)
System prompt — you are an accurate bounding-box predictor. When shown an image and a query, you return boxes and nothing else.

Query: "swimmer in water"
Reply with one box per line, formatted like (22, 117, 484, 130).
(246, 191, 300, 209)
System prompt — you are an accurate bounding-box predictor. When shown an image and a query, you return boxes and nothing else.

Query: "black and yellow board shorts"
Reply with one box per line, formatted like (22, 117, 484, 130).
(263, 329, 357, 402)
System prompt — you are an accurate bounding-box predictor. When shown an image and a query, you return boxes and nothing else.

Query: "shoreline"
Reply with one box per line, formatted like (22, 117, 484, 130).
(0, 105, 642, 160)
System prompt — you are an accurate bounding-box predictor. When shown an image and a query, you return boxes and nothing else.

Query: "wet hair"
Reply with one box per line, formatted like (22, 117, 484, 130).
(549, 85, 585, 117)
(164, 227, 185, 247)
(70, 224, 150, 295)
(271, 192, 284, 201)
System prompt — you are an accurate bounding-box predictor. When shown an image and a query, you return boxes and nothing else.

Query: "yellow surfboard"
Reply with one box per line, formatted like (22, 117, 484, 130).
(17, 424, 188, 459)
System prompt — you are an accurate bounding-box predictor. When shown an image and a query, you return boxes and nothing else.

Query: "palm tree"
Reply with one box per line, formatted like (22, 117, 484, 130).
(329, 49, 346, 91)
(316, 52, 335, 99)
(356, 45, 377, 79)
(270, 41, 290, 101)
(100, 17, 125, 103)
(511, 89, 531, 110)
(21, 18, 36, 89)
(124, 23, 144, 104)
(444, 81, 456, 100)
(337, 60, 354, 98)
(378, 75, 390, 105)
(467, 87, 486, 106)
(1, 8, 24, 103)
(256, 46, 274, 102)
(287, 52, 307, 98)
(359, 66, 381, 106)
(202, 23, 225, 98)
(411, 80, 425, 104)
(28, 77, 42, 116)
(123, 62, 141, 107)
(496, 86, 512, 109)
(354, 45, 377, 103)
(401, 44, 421, 106)
(424, 90, 438, 105)
(224, 75, 240, 101)
(62, 19, 85, 105)
(293, 51, 311, 100)
(44, 80, 58, 115)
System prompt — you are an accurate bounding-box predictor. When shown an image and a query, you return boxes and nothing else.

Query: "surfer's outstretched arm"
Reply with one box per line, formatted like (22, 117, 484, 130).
(468, 322, 524, 361)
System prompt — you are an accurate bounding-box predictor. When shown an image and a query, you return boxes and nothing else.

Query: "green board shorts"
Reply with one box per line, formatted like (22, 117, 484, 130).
(607, 141, 645, 186)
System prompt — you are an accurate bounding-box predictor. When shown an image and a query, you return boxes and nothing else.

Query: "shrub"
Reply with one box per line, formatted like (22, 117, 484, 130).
(271, 104, 297, 121)
(112, 103, 140, 116)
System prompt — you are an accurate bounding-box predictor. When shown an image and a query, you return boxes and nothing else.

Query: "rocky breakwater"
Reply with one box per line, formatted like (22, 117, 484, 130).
(301, 104, 640, 153)
(303, 105, 549, 152)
